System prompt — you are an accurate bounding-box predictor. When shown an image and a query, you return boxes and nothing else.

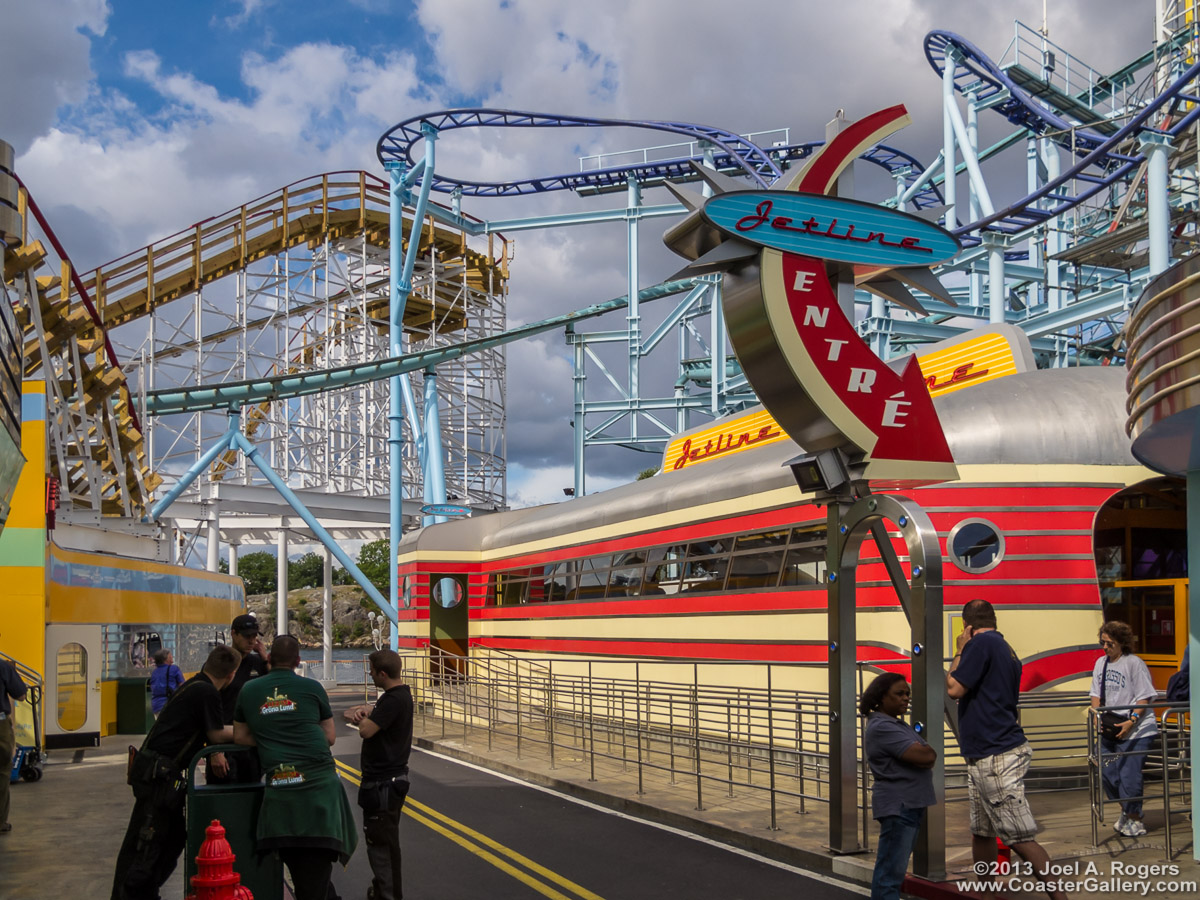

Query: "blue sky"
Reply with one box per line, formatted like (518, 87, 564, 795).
(2, 0, 1151, 506)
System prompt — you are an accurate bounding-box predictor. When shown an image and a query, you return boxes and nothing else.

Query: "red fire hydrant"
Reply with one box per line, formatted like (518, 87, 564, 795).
(185, 819, 253, 900)
(996, 837, 1012, 873)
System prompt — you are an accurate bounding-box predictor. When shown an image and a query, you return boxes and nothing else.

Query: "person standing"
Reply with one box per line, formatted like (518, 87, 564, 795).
(1090, 620, 1158, 837)
(209, 613, 269, 782)
(234, 635, 356, 900)
(0, 651, 28, 835)
(946, 599, 1067, 900)
(148, 648, 184, 716)
(860, 673, 935, 900)
(111, 645, 240, 900)
(345, 649, 414, 900)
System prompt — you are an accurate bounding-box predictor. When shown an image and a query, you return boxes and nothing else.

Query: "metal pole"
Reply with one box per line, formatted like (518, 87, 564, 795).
(1143, 134, 1172, 278)
(767, 664, 777, 831)
(1188, 466, 1200, 859)
(276, 526, 288, 638)
(322, 548, 333, 680)
(589, 661, 596, 782)
(827, 499, 859, 853)
(694, 662, 703, 811)
(636, 662, 644, 795)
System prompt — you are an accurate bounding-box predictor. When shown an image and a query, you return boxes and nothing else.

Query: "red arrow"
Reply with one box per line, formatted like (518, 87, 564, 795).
(781, 253, 953, 465)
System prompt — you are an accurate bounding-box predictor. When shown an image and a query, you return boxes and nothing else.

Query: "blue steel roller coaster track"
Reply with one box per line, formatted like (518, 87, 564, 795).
(377, 32, 1200, 251)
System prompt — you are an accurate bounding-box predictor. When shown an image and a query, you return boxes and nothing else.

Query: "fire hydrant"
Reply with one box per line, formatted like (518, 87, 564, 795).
(185, 819, 253, 900)
(996, 837, 1012, 872)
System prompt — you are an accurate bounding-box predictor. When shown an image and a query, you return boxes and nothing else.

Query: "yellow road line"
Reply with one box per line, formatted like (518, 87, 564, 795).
(334, 758, 605, 900)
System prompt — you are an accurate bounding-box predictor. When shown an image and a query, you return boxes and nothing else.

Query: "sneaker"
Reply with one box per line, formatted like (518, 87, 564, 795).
(1125, 818, 1148, 837)
(1113, 813, 1127, 833)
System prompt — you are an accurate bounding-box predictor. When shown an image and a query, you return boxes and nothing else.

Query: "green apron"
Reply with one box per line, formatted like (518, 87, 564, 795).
(259, 756, 357, 862)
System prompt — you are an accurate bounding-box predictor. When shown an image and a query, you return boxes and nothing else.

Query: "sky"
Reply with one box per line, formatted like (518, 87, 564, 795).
(1, 0, 1153, 509)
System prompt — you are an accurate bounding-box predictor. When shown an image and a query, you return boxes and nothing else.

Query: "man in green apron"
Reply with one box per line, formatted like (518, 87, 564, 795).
(233, 635, 356, 900)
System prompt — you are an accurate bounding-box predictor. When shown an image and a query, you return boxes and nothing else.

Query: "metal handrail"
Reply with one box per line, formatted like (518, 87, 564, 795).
(397, 647, 1128, 849)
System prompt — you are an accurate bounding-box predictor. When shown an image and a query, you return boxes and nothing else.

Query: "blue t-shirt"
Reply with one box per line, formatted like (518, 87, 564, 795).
(953, 629, 1025, 759)
(865, 712, 936, 820)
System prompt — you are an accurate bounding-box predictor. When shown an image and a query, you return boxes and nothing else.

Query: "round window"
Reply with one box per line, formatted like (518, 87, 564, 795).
(401, 575, 413, 609)
(947, 518, 1005, 574)
(433, 577, 463, 609)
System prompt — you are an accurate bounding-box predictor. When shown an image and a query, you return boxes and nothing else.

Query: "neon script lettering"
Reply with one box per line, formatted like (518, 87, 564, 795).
(925, 362, 989, 390)
(673, 424, 782, 470)
(734, 199, 934, 254)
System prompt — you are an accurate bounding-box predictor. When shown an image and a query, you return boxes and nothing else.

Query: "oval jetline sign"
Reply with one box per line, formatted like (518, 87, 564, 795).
(702, 191, 960, 268)
(420, 503, 472, 517)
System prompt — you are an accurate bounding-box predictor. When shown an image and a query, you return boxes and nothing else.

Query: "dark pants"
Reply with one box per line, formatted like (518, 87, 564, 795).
(871, 806, 924, 900)
(0, 717, 14, 827)
(111, 778, 187, 900)
(278, 847, 340, 900)
(359, 777, 410, 900)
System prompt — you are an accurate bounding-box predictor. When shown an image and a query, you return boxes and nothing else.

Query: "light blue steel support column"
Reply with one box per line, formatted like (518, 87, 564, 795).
(571, 326, 586, 498)
(422, 366, 447, 527)
(711, 280, 727, 415)
(146, 413, 240, 521)
(231, 429, 398, 621)
(627, 176, 641, 442)
(942, 47, 958, 230)
(1190, 466, 1200, 860)
(387, 122, 437, 629)
(985, 233, 1006, 324)
(1142, 134, 1172, 277)
(966, 90, 982, 311)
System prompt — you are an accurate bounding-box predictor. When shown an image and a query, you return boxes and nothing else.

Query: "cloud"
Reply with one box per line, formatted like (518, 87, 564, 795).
(0, 0, 109, 153)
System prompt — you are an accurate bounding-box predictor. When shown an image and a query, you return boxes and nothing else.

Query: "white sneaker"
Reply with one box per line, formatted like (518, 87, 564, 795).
(1114, 813, 1127, 833)
(1125, 818, 1147, 837)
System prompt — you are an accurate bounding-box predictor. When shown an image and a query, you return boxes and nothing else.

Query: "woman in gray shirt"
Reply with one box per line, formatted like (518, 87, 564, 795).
(861, 673, 937, 900)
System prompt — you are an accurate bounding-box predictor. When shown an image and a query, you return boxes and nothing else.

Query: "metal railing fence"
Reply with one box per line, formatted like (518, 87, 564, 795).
(381, 647, 1194, 852)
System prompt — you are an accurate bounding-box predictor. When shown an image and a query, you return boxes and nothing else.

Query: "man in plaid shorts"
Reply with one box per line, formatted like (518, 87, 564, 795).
(947, 600, 1068, 900)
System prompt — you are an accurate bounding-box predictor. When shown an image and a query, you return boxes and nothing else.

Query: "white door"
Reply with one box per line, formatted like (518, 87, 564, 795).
(44, 624, 101, 748)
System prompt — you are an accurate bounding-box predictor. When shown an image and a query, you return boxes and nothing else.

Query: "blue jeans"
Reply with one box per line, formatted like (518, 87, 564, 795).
(1101, 735, 1154, 818)
(871, 806, 924, 900)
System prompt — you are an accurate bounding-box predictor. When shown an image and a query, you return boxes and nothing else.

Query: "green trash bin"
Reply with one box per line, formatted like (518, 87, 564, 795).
(185, 744, 283, 900)
(115, 676, 154, 734)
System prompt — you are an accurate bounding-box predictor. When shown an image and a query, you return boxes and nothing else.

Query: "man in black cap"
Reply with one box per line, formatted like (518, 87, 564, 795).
(208, 613, 269, 782)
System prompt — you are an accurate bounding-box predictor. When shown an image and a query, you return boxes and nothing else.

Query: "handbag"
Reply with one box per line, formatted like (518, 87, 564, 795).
(1098, 658, 1125, 741)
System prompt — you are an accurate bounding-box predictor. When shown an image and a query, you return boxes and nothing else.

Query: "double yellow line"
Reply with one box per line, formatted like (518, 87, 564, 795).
(335, 759, 605, 900)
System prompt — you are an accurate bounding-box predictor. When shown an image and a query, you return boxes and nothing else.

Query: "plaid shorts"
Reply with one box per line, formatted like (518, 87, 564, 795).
(966, 741, 1038, 844)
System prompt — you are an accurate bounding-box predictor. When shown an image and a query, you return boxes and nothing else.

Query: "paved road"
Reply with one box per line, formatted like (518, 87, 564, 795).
(328, 741, 866, 900)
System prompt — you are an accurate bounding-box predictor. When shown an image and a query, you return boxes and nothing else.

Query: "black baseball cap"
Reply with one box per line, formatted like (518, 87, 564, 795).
(231, 614, 260, 635)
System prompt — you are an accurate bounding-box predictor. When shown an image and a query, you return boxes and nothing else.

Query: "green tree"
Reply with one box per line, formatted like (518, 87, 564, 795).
(289, 551, 324, 590)
(637, 467, 658, 481)
(331, 566, 354, 586)
(356, 539, 391, 594)
(238, 551, 277, 596)
(218, 558, 229, 574)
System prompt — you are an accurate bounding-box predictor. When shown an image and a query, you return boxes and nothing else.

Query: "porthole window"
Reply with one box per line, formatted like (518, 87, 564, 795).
(401, 575, 413, 609)
(433, 577, 463, 609)
(947, 518, 1005, 574)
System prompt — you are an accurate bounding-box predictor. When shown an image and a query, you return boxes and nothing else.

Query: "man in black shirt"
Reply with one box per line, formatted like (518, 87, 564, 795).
(346, 649, 414, 900)
(209, 613, 269, 782)
(111, 645, 240, 900)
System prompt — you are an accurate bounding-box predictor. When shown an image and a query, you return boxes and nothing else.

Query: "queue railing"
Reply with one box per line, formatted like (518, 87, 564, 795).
(1085, 700, 1191, 850)
(391, 646, 1151, 855)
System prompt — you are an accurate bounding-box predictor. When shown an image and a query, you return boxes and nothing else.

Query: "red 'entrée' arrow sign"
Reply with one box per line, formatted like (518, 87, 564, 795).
(716, 105, 959, 487)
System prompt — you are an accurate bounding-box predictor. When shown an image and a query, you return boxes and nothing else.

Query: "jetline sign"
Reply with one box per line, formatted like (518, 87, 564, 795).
(662, 327, 1028, 473)
(676, 104, 963, 488)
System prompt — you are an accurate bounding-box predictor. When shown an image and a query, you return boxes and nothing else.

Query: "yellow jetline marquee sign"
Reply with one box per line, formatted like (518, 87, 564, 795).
(663, 326, 1029, 473)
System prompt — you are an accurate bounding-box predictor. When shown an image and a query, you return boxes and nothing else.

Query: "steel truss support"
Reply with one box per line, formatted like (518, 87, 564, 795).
(826, 492, 946, 880)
